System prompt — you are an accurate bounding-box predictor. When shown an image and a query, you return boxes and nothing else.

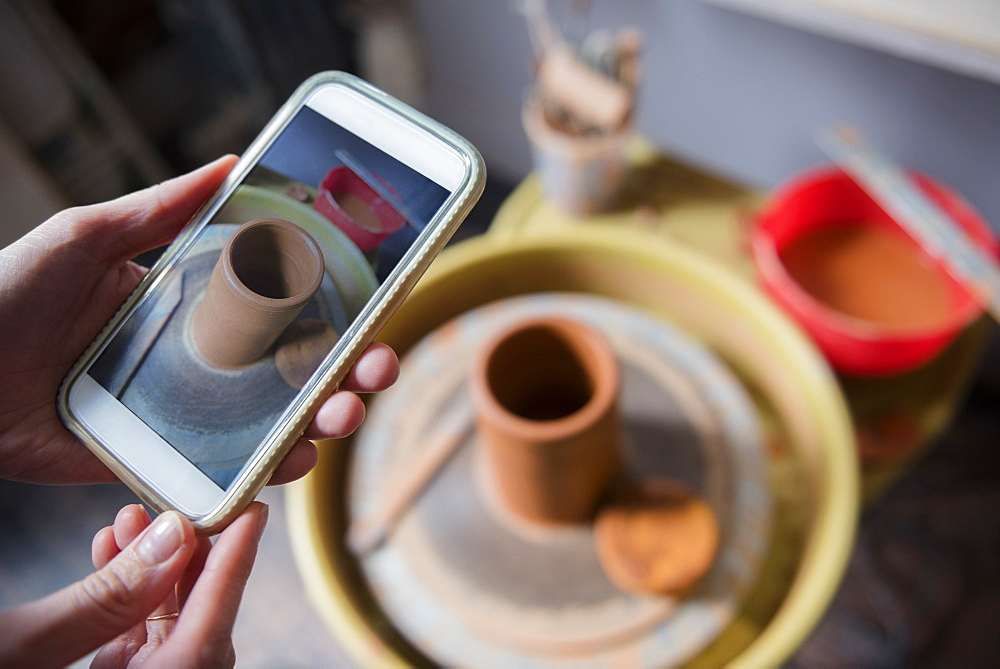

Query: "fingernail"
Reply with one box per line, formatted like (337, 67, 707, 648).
(136, 512, 183, 565)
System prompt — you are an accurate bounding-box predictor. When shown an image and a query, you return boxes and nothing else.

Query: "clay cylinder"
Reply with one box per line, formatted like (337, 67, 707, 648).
(192, 218, 324, 369)
(471, 316, 621, 525)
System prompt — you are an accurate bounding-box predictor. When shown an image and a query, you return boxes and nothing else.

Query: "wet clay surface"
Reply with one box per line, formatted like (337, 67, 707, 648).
(780, 224, 952, 328)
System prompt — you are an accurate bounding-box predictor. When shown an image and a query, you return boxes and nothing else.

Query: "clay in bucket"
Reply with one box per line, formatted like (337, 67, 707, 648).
(191, 217, 325, 369)
(779, 223, 951, 329)
(751, 167, 996, 376)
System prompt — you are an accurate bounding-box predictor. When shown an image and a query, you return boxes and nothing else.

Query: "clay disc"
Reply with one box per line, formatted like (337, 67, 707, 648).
(275, 319, 340, 389)
(595, 478, 721, 596)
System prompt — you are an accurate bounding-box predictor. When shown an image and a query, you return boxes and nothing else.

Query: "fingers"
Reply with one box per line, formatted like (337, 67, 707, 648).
(92, 504, 153, 569)
(176, 535, 214, 611)
(266, 440, 318, 486)
(271, 343, 399, 484)
(304, 342, 399, 439)
(91, 526, 119, 570)
(270, 393, 364, 484)
(49, 155, 238, 265)
(303, 343, 398, 441)
(90, 505, 159, 669)
(0, 511, 196, 668)
(153, 503, 268, 667)
(118, 506, 181, 649)
(271, 391, 366, 484)
(303, 391, 366, 441)
(338, 341, 399, 393)
(112, 504, 153, 551)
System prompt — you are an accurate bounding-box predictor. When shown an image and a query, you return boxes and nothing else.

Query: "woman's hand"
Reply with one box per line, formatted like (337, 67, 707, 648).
(0, 503, 267, 668)
(0, 156, 399, 485)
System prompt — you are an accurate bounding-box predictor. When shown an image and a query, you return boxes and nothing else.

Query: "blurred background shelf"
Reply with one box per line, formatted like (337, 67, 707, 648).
(702, 0, 1000, 85)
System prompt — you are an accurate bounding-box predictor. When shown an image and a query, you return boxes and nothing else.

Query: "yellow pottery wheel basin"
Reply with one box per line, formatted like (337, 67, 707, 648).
(287, 228, 859, 667)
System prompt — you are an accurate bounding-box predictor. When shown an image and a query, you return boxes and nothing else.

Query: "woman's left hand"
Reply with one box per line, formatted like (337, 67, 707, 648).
(0, 503, 267, 668)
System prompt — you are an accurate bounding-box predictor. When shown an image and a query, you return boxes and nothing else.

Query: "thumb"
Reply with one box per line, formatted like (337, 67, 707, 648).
(0, 512, 195, 668)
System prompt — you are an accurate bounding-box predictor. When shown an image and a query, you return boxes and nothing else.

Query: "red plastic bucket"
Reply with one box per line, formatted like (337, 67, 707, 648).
(314, 165, 406, 252)
(750, 166, 996, 376)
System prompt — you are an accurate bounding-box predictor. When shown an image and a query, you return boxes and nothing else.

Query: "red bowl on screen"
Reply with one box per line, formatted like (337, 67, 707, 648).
(314, 165, 406, 252)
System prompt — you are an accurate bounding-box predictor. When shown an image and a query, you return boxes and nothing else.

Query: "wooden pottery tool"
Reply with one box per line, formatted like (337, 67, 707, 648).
(347, 401, 474, 555)
(536, 43, 632, 131)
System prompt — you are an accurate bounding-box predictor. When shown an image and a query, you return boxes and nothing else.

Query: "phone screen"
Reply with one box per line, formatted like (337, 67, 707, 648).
(85, 103, 453, 489)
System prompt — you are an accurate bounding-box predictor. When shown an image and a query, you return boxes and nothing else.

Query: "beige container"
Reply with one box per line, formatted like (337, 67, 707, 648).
(471, 316, 621, 525)
(191, 218, 325, 369)
(522, 91, 631, 216)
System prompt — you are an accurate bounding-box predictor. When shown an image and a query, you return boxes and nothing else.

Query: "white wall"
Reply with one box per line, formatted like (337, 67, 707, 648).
(411, 0, 1000, 229)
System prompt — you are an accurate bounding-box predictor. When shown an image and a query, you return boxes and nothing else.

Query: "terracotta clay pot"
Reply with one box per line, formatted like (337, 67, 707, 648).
(470, 316, 621, 525)
(192, 218, 325, 369)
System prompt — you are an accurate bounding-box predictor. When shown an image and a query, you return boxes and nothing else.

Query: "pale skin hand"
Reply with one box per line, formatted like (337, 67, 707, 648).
(0, 155, 399, 485)
(0, 503, 268, 668)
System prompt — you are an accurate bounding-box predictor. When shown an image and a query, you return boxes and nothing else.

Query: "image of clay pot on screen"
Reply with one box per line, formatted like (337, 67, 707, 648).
(313, 149, 410, 253)
(191, 218, 326, 370)
(85, 214, 344, 487)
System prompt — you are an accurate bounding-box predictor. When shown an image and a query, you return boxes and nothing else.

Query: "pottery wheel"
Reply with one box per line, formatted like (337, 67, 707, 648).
(90, 223, 349, 486)
(349, 294, 772, 667)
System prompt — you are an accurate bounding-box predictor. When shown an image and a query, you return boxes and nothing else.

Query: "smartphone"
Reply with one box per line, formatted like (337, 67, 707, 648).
(58, 72, 485, 533)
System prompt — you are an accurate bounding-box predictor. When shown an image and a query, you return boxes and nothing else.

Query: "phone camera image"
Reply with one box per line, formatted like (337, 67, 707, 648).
(190, 217, 326, 370)
(87, 104, 452, 489)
